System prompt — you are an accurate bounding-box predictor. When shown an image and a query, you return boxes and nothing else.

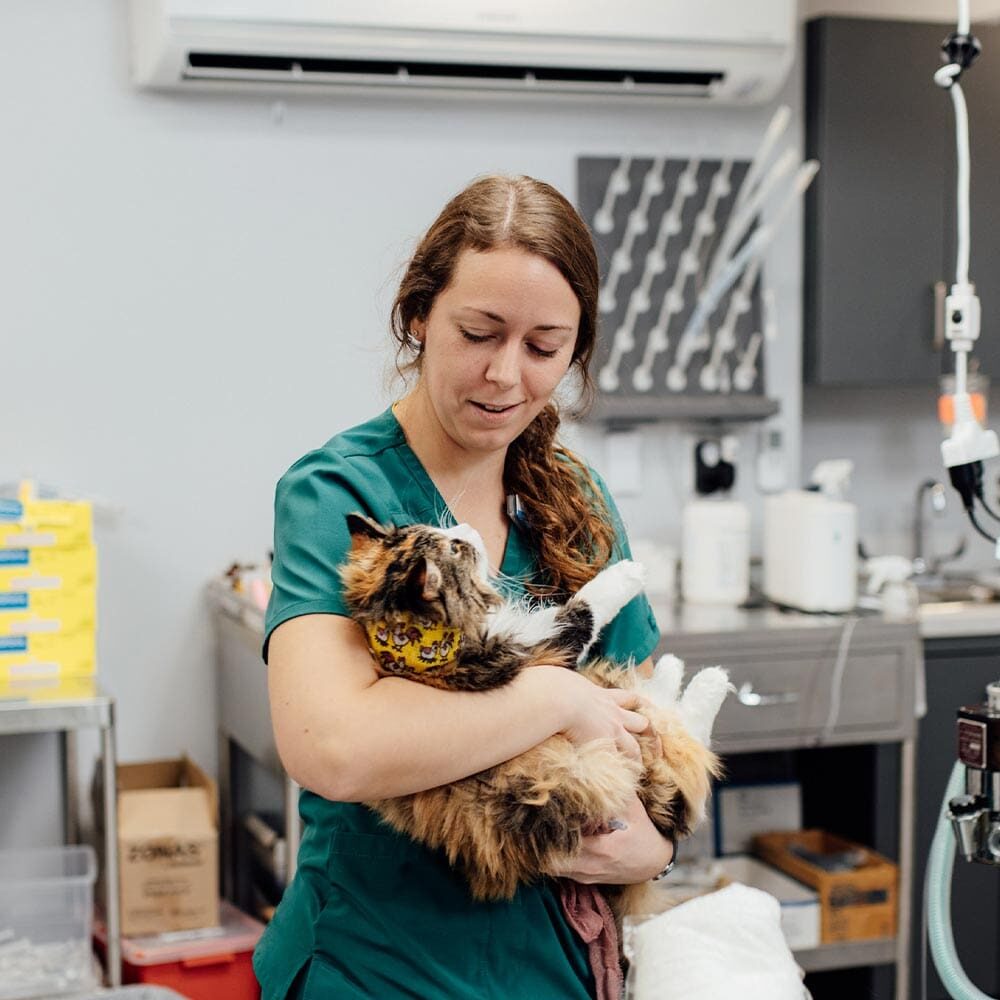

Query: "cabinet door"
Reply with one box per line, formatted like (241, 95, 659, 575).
(914, 637, 1000, 999)
(805, 18, 948, 385)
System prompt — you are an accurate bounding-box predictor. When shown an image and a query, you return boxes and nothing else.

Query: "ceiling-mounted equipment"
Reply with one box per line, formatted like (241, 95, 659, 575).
(127, 0, 795, 104)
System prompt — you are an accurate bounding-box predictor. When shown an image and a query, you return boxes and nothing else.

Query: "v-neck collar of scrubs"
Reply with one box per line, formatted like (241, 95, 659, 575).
(386, 405, 528, 590)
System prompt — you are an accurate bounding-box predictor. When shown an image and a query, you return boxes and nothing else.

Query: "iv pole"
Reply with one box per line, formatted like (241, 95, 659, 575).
(926, 4, 1000, 997)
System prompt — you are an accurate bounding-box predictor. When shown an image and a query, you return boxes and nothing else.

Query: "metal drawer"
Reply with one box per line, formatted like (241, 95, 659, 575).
(658, 619, 920, 752)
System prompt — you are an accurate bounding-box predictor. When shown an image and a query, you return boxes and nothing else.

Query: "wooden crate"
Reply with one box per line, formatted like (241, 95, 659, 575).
(752, 829, 898, 943)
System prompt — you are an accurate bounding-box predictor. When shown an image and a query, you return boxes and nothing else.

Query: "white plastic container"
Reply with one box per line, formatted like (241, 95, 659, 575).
(681, 499, 750, 606)
(763, 491, 858, 613)
(0, 844, 98, 999)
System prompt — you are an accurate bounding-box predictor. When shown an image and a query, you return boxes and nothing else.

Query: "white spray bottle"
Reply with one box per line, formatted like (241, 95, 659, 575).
(681, 437, 751, 606)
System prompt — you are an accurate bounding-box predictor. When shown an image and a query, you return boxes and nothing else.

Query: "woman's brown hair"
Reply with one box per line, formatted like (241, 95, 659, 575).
(390, 174, 615, 596)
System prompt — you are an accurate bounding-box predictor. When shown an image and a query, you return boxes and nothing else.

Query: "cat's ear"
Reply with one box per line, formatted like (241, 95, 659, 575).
(346, 513, 390, 546)
(411, 558, 443, 602)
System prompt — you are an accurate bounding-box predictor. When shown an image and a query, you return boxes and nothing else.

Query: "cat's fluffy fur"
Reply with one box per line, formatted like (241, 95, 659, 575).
(340, 513, 727, 908)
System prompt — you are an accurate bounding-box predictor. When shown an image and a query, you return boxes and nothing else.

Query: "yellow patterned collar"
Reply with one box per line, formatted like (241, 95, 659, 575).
(365, 611, 462, 673)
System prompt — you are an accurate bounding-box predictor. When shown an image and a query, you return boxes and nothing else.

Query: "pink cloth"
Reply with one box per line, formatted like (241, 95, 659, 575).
(558, 881, 623, 1000)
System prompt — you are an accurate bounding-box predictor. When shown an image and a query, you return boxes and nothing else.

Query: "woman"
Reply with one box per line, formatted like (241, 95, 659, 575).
(254, 175, 673, 1000)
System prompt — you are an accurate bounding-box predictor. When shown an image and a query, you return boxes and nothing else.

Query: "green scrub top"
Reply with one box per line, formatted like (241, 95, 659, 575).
(253, 407, 660, 1000)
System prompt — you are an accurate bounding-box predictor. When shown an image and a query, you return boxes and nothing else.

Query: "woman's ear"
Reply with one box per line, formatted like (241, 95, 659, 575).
(410, 319, 426, 346)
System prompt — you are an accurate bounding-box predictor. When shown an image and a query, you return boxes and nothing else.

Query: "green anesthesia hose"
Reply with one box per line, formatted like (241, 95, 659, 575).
(926, 760, 991, 999)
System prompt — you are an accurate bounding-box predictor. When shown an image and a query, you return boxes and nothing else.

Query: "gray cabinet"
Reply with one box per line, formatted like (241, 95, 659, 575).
(661, 616, 920, 1000)
(805, 17, 1000, 385)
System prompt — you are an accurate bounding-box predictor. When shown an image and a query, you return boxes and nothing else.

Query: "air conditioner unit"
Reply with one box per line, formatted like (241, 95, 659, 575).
(128, 0, 795, 104)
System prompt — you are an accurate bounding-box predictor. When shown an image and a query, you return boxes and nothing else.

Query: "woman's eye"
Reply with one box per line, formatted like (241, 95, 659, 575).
(460, 329, 490, 343)
(528, 344, 558, 359)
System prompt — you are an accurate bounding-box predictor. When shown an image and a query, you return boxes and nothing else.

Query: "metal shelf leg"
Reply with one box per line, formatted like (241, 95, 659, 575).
(102, 708, 120, 988)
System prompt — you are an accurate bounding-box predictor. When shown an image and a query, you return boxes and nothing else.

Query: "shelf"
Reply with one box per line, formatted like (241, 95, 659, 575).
(583, 393, 781, 425)
(0, 684, 113, 735)
(795, 937, 896, 973)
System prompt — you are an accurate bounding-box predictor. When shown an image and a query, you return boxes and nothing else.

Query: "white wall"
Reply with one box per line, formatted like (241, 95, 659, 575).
(0, 1, 806, 845)
(5, 0, 997, 848)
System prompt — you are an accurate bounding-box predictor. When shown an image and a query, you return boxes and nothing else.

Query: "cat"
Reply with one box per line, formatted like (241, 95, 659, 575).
(340, 513, 729, 909)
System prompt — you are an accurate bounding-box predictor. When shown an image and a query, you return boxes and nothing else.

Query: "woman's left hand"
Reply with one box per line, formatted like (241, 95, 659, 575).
(549, 793, 674, 885)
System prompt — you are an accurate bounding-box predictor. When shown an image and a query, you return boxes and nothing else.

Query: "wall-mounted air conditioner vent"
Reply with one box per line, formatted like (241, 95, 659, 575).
(183, 52, 726, 97)
(129, 0, 795, 105)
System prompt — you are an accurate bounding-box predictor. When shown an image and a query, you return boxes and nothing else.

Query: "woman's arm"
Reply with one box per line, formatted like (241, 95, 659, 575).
(549, 793, 675, 884)
(267, 612, 651, 802)
(548, 656, 673, 884)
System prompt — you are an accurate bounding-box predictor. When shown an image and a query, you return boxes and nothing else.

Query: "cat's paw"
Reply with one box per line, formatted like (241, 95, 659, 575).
(641, 653, 685, 707)
(678, 666, 733, 747)
(576, 560, 646, 626)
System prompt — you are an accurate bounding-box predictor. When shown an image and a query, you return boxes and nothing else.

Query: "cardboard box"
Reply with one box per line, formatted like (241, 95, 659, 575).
(0, 492, 93, 550)
(0, 585, 97, 636)
(753, 829, 898, 943)
(0, 630, 96, 678)
(714, 780, 802, 855)
(0, 544, 97, 590)
(95, 756, 220, 937)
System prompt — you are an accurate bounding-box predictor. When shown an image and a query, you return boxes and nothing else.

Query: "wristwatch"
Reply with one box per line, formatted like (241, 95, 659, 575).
(652, 835, 677, 881)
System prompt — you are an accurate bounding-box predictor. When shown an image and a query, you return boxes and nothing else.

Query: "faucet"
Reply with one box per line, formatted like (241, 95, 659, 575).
(913, 479, 966, 576)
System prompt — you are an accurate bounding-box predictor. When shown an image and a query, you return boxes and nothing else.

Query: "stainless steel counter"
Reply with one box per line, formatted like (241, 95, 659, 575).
(648, 598, 999, 642)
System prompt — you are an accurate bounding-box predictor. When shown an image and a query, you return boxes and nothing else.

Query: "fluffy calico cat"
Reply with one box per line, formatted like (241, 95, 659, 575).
(340, 513, 728, 908)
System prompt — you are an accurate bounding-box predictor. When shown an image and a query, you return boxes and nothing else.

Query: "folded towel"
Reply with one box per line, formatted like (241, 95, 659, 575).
(623, 883, 810, 1000)
(559, 881, 623, 1000)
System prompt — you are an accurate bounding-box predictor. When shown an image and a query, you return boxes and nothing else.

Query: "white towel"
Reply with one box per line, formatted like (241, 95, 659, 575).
(623, 884, 811, 1000)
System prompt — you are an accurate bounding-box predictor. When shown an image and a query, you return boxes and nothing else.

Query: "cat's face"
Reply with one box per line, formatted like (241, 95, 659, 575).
(342, 514, 498, 625)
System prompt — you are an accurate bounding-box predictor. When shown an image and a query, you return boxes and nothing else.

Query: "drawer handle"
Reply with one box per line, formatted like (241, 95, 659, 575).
(736, 681, 798, 707)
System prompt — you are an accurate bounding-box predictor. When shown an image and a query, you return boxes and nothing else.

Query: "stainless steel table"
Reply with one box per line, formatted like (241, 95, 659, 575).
(0, 682, 121, 987)
(210, 582, 299, 905)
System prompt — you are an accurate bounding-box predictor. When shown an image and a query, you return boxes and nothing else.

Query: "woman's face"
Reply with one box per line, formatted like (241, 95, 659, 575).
(411, 247, 581, 457)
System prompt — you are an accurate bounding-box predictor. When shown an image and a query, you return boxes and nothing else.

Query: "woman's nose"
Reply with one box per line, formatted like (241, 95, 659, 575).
(485, 342, 520, 390)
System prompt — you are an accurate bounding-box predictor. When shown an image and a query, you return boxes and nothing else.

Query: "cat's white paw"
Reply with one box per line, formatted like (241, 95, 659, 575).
(678, 666, 733, 747)
(575, 560, 647, 631)
(641, 653, 685, 707)
(576, 560, 646, 621)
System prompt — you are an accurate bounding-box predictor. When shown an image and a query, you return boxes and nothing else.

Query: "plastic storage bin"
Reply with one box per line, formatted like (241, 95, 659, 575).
(0, 844, 98, 999)
(104, 900, 263, 1000)
(74, 989, 188, 999)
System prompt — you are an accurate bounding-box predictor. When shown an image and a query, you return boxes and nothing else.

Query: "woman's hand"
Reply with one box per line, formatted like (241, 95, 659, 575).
(530, 666, 650, 760)
(548, 794, 674, 885)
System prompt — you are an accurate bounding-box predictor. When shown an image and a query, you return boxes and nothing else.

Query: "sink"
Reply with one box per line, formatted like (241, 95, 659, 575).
(914, 575, 999, 606)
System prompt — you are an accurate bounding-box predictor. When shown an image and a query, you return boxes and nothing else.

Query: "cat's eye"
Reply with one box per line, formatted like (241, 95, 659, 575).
(450, 540, 466, 555)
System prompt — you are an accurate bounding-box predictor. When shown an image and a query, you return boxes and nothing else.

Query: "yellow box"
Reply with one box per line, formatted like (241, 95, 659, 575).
(0, 631, 96, 678)
(0, 587, 97, 637)
(0, 545, 97, 591)
(0, 494, 92, 550)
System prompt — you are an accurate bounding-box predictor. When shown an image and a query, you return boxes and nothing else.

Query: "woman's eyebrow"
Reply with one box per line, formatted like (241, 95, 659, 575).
(459, 307, 574, 333)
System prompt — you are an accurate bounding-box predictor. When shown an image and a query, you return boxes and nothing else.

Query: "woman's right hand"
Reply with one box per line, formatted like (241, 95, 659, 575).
(528, 666, 650, 760)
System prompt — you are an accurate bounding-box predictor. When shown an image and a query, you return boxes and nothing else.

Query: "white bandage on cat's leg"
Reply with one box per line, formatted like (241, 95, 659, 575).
(641, 654, 685, 707)
(574, 559, 646, 632)
(677, 667, 732, 747)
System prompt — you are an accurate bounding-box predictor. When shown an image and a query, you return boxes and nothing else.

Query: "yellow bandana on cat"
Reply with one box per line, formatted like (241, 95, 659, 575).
(365, 611, 462, 673)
